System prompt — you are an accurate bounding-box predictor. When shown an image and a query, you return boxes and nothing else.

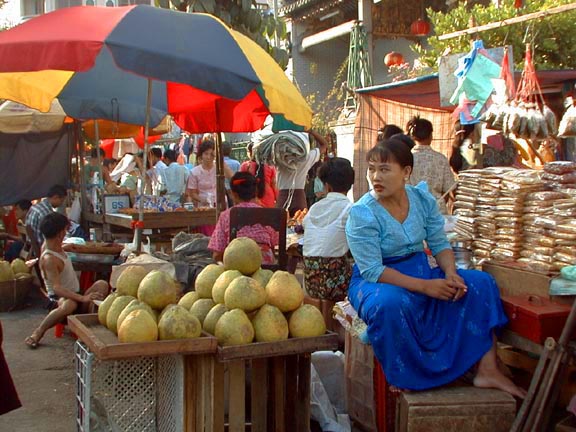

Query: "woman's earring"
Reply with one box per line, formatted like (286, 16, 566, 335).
(404, 177, 409, 181)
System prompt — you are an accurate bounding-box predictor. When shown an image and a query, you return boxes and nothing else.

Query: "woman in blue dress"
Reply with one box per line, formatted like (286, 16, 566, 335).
(345, 138, 526, 398)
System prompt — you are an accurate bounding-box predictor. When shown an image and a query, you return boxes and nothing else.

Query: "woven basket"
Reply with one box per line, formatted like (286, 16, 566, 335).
(0, 276, 33, 312)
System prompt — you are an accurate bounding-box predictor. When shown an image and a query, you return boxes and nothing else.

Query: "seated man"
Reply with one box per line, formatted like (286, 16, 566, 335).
(25, 213, 108, 349)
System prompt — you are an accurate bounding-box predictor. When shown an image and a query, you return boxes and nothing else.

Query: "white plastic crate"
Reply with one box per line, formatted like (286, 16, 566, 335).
(75, 341, 184, 432)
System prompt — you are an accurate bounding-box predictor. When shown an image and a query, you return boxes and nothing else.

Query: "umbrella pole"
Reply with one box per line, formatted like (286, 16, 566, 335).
(136, 79, 153, 254)
(215, 132, 226, 217)
(95, 120, 102, 189)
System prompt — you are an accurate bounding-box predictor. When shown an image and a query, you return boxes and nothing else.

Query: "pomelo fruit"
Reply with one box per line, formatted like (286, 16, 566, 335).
(224, 276, 266, 312)
(265, 271, 304, 312)
(117, 299, 156, 330)
(215, 309, 254, 346)
(223, 237, 261, 275)
(178, 291, 200, 310)
(195, 264, 225, 298)
(251, 268, 273, 288)
(189, 298, 216, 325)
(203, 304, 227, 335)
(252, 304, 289, 342)
(288, 304, 326, 338)
(0, 260, 15, 282)
(98, 293, 118, 325)
(212, 270, 242, 304)
(106, 295, 136, 334)
(116, 266, 149, 297)
(137, 270, 180, 310)
(118, 309, 158, 343)
(10, 258, 29, 275)
(158, 305, 202, 340)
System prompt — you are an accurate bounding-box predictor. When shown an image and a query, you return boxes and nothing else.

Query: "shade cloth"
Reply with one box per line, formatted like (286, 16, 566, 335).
(0, 128, 72, 205)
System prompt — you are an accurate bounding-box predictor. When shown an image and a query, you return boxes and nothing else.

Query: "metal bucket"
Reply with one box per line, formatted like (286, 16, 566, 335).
(453, 247, 473, 270)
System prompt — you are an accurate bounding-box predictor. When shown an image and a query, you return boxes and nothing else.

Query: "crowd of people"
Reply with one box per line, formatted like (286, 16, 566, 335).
(0, 117, 527, 419)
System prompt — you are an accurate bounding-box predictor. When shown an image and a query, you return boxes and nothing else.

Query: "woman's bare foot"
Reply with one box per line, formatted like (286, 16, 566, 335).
(473, 366, 527, 399)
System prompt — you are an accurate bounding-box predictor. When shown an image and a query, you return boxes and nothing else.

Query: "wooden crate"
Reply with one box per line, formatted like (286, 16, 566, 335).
(483, 261, 552, 298)
(68, 313, 217, 360)
(396, 387, 516, 432)
(191, 332, 339, 432)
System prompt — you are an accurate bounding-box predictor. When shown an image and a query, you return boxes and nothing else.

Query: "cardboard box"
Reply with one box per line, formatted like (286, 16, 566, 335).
(396, 387, 516, 432)
(483, 261, 552, 298)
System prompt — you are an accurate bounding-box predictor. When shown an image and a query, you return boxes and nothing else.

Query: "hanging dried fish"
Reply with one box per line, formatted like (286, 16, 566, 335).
(542, 105, 558, 136)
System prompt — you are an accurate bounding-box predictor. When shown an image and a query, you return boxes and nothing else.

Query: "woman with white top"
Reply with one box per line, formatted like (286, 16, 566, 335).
(302, 157, 355, 301)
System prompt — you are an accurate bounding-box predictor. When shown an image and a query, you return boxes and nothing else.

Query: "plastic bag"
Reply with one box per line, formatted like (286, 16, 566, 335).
(544, 161, 576, 175)
(69, 195, 82, 224)
(558, 105, 576, 137)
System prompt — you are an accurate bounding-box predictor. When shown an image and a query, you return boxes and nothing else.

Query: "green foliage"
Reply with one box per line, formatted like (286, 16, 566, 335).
(304, 58, 349, 136)
(414, 0, 576, 71)
(158, 0, 290, 69)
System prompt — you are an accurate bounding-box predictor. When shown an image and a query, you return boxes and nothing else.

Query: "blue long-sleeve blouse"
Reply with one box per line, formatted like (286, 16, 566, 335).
(345, 184, 451, 283)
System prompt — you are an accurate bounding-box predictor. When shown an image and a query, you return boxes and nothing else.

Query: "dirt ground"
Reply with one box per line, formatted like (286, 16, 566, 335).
(0, 292, 77, 432)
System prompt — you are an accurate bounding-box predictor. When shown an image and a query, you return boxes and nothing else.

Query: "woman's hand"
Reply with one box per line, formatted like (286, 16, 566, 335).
(445, 271, 468, 301)
(422, 279, 458, 300)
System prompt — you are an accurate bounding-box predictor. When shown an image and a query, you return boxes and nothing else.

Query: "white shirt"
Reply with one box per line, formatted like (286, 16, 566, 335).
(160, 162, 189, 204)
(147, 160, 167, 196)
(302, 192, 352, 257)
(277, 148, 320, 190)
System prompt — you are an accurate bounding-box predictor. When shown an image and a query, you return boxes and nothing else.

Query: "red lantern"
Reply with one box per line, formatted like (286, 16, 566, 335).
(410, 18, 431, 36)
(384, 52, 405, 67)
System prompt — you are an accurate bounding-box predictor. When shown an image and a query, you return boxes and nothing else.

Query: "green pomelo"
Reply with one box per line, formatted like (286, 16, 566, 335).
(288, 304, 326, 338)
(195, 264, 225, 299)
(117, 299, 156, 330)
(252, 304, 289, 342)
(265, 271, 304, 312)
(106, 295, 136, 334)
(158, 304, 202, 340)
(203, 304, 227, 335)
(0, 260, 15, 282)
(137, 270, 180, 310)
(212, 270, 242, 304)
(215, 309, 254, 346)
(189, 298, 216, 325)
(10, 258, 29, 275)
(116, 266, 149, 297)
(223, 237, 262, 275)
(98, 293, 119, 326)
(251, 268, 273, 288)
(178, 291, 200, 310)
(118, 309, 158, 343)
(224, 276, 266, 312)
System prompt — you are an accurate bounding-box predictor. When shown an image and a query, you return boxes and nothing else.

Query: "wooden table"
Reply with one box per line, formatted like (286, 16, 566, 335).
(105, 210, 217, 229)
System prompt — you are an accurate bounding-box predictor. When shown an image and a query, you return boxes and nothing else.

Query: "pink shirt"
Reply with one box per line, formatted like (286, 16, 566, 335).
(208, 202, 279, 264)
(187, 165, 216, 203)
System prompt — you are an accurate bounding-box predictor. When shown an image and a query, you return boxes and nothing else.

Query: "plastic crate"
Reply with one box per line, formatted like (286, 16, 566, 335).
(75, 341, 184, 432)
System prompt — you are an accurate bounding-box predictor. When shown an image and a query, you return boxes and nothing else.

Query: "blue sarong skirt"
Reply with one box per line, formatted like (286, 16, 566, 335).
(348, 252, 508, 391)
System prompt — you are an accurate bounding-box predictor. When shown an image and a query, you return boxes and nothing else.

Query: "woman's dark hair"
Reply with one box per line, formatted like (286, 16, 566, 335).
(197, 140, 215, 159)
(103, 158, 116, 169)
(40, 212, 69, 239)
(377, 124, 403, 144)
(389, 133, 415, 150)
(450, 121, 475, 173)
(150, 148, 163, 159)
(317, 158, 355, 193)
(230, 172, 257, 202)
(366, 138, 413, 169)
(406, 116, 433, 141)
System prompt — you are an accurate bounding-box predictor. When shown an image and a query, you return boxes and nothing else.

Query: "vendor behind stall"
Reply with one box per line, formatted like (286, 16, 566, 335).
(208, 172, 279, 264)
(160, 149, 188, 205)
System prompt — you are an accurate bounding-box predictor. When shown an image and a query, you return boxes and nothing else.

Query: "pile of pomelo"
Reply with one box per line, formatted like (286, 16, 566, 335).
(98, 237, 326, 345)
(187, 237, 326, 346)
(0, 258, 32, 282)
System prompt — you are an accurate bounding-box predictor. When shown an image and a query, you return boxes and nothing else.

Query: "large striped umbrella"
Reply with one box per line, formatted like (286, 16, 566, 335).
(0, 5, 312, 132)
(0, 5, 312, 250)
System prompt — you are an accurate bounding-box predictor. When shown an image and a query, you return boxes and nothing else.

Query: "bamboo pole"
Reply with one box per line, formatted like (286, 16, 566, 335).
(438, 3, 576, 41)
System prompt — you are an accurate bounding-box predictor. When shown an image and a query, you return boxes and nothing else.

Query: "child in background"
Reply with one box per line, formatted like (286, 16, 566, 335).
(302, 158, 355, 301)
(208, 172, 279, 264)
